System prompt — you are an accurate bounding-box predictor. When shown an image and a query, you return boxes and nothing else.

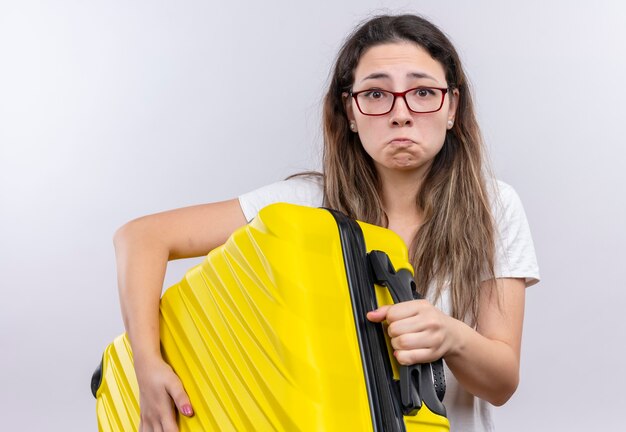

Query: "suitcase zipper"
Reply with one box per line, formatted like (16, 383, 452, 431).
(327, 209, 406, 432)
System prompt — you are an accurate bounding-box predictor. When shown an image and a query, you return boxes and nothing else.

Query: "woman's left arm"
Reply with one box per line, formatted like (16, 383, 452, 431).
(444, 277, 525, 405)
(367, 277, 525, 406)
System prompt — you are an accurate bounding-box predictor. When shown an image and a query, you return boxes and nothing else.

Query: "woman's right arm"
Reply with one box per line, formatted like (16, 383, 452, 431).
(113, 198, 248, 432)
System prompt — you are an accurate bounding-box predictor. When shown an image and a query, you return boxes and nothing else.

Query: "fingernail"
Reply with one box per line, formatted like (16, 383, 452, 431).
(182, 404, 194, 416)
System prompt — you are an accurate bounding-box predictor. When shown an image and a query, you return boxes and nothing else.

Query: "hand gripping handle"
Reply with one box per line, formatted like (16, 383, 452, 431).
(367, 250, 446, 417)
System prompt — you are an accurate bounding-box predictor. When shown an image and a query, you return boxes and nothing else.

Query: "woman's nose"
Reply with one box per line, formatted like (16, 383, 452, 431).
(388, 96, 413, 127)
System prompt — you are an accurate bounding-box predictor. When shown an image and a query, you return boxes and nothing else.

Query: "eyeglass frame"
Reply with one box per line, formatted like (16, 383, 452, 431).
(349, 86, 450, 116)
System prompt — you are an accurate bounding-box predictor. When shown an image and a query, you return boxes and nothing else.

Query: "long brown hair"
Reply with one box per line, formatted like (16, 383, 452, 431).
(321, 14, 496, 323)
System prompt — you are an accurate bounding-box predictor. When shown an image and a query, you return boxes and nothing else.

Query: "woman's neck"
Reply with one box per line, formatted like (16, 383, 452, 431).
(378, 165, 427, 220)
(375, 162, 435, 248)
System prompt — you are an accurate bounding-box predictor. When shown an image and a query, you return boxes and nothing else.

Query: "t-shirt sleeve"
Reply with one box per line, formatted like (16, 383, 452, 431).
(492, 181, 541, 287)
(238, 175, 325, 223)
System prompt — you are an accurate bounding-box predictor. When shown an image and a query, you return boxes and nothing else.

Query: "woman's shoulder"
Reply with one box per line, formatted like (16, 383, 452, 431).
(488, 179, 540, 286)
(487, 179, 528, 224)
(238, 173, 324, 222)
(489, 179, 520, 205)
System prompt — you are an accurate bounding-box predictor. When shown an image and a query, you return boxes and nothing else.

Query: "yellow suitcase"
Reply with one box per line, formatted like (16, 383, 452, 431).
(92, 203, 449, 431)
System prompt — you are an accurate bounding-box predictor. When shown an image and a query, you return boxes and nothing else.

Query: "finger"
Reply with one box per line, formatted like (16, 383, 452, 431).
(385, 300, 429, 323)
(394, 348, 438, 365)
(161, 413, 179, 432)
(165, 375, 194, 418)
(387, 315, 426, 338)
(140, 418, 161, 432)
(390, 327, 445, 353)
(366, 305, 391, 322)
(390, 332, 426, 351)
(139, 416, 153, 432)
(145, 417, 166, 432)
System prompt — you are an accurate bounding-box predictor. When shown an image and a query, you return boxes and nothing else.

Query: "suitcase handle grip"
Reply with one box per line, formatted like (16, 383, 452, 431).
(368, 250, 447, 417)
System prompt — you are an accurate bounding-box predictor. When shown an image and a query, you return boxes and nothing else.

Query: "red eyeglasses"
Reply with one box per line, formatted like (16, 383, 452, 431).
(350, 87, 449, 116)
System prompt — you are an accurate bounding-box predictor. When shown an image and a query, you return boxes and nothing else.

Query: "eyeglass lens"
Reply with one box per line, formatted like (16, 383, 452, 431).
(356, 88, 444, 115)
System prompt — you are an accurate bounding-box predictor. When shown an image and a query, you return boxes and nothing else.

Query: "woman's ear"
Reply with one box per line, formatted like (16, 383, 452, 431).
(343, 92, 356, 124)
(448, 88, 460, 120)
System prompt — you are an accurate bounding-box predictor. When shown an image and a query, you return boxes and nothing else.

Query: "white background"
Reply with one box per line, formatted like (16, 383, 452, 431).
(1, 1, 625, 430)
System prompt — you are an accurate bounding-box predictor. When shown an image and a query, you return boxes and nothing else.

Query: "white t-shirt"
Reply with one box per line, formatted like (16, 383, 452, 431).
(238, 175, 540, 431)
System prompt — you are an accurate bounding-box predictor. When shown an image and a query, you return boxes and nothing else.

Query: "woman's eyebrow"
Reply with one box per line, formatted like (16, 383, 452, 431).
(360, 71, 439, 83)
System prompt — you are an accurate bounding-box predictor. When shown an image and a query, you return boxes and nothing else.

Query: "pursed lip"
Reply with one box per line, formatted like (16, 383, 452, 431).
(388, 137, 415, 144)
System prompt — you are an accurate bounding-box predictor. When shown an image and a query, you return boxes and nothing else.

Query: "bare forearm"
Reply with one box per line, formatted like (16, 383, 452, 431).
(445, 318, 520, 406)
(113, 200, 247, 363)
(114, 220, 170, 362)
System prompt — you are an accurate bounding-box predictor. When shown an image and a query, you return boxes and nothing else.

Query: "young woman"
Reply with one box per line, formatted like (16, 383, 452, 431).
(115, 14, 539, 432)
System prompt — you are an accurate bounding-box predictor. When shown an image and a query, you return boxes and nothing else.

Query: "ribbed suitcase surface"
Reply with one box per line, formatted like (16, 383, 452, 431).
(93, 203, 450, 431)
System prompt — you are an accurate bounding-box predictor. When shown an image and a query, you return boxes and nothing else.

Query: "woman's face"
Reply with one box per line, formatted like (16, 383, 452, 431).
(346, 41, 458, 176)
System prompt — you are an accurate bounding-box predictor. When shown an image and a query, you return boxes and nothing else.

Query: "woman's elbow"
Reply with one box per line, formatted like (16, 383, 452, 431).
(113, 220, 132, 250)
(113, 216, 172, 261)
(113, 217, 148, 251)
(487, 373, 519, 407)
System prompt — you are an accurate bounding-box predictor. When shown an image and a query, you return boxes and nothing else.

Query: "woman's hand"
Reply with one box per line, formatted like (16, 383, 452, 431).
(368, 279, 525, 405)
(366, 299, 457, 365)
(134, 356, 194, 432)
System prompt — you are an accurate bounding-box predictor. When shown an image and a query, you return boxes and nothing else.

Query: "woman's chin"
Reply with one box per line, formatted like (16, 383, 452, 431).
(373, 155, 434, 177)
(388, 156, 421, 170)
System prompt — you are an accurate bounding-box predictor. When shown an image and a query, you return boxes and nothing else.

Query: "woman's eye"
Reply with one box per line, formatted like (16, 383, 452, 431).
(416, 88, 433, 97)
(364, 90, 387, 100)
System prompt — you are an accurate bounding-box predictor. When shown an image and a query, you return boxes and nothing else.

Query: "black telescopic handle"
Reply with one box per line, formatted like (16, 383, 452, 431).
(368, 250, 422, 415)
(367, 250, 446, 417)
